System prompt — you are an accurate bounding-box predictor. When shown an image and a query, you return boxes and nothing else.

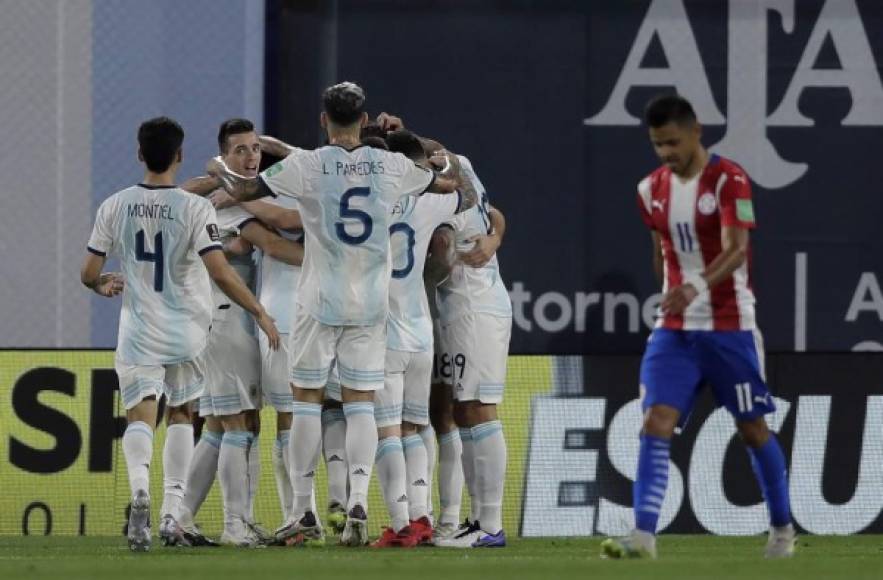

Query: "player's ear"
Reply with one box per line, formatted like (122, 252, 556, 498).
(359, 112, 369, 128)
(137, 148, 144, 163)
(693, 121, 702, 140)
(320, 112, 328, 129)
(176, 147, 183, 164)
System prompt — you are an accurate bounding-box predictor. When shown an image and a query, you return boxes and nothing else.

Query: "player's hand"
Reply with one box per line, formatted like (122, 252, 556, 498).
(661, 284, 699, 316)
(256, 310, 281, 351)
(205, 156, 225, 177)
(459, 234, 500, 268)
(376, 112, 404, 132)
(208, 189, 237, 210)
(223, 236, 253, 256)
(94, 272, 124, 297)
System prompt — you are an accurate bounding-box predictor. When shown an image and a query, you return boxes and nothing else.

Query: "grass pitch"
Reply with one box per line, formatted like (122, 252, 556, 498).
(2, 535, 883, 580)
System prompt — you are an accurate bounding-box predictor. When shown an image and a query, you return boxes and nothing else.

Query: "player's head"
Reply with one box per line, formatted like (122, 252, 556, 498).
(386, 129, 427, 166)
(361, 120, 386, 141)
(137, 116, 184, 173)
(217, 118, 261, 177)
(321, 81, 368, 132)
(644, 94, 702, 175)
(361, 135, 389, 150)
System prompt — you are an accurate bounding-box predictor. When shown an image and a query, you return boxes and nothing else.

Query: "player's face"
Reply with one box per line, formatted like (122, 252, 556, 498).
(223, 131, 261, 178)
(649, 122, 700, 175)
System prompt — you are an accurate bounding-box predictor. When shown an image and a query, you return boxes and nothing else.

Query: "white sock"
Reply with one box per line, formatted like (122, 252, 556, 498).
(403, 434, 429, 521)
(437, 429, 464, 525)
(419, 424, 437, 518)
(273, 430, 293, 520)
(247, 434, 260, 521)
(343, 402, 378, 511)
(182, 430, 221, 518)
(290, 402, 322, 518)
(161, 423, 193, 518)
(322, 408, 348, 508)
(376, 436, 409, 532)
(219, 431, 253, 529)
(472, 420, 506, 534)
(460, 427, 481, 522)
(123, 421, 154, 497)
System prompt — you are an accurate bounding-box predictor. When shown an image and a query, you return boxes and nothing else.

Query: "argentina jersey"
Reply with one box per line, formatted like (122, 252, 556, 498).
(436, 157, 512, 324)
(209, 205, 257, 332)
(259, 144, 434, 326)
(387, 192, 461, 352)
(87, 185, 220, 365)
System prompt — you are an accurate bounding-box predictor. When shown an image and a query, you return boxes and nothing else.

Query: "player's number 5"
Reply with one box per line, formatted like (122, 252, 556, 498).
(336, 187, 373, 245)
(135, 229, 164, 292)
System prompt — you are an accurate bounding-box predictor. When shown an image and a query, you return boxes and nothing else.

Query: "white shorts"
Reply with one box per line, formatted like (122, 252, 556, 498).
(115, 356, 205, 411)
(199, 321, 261, 417)
(289, 313, 385, 391)
(441, 312, 512, 404)
(376, 349, 433, 428)
(431, 318, 452, 386)
(259, 332, 295, 412)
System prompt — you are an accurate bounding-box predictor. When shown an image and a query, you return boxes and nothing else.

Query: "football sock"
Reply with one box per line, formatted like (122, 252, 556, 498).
(343, 402, 379, 512)
(437, 429, 464, 525)
(633, 434, 670, 534)
(748, 434, 792, 528)
(322, 408, 348, 507)
(161, 423, 193, 519)
(219, 431, 252, 528)
(123, 421, 154, 497)
(460, 427, 481, 522)
(246, 434, 260, 521)
(472, 420, 506, 534)
(403, 434, 430, 520)
(290, 402, 322, 518)
(273, 430, 293, 520)
(182, 430, 221, 517)
(376, 436, 409, 532)
(419, 424, 437, 517)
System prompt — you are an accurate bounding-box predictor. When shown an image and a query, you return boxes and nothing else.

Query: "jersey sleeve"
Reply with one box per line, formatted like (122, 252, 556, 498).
(260, 149, 307, 200)
(87, 199, 114, 256)
(190, 199, 224, 256)
(389, 153, 434, 198)
(636, 177, 654, 229)
(423, 192, 462, 226)
(718, 169, 756, 229)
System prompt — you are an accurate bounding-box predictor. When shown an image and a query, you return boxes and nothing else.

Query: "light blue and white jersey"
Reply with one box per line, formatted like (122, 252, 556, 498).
(387, 192, 461, 352)
(437, 157, 513, 324)
(87, 184, 221, 365)
(260, 144, 435, 326)
(256, 194, 302, 334)
(209, 205, 257, 333)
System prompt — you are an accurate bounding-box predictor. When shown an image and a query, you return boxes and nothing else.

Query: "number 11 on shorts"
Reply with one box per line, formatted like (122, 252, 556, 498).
(735, 382, 753, 413)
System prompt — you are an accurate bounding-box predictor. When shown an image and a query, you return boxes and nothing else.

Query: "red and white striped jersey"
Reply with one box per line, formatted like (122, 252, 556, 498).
(637, 154, 757, 331)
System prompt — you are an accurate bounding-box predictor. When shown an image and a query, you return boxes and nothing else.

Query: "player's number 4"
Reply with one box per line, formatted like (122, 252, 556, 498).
(135, 229, 164, 292)
(734, 382, 753, 413)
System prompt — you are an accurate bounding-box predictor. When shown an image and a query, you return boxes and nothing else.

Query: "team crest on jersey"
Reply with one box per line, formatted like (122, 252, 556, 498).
(206, 223, 220, 242)
(697, 192, 717, 216)
(264, 161, 283, 178)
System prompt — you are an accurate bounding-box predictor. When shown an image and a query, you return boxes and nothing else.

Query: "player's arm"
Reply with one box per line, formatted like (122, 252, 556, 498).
(459, 205, 505, 268)
(180, 175, 221, 197)
(258, 135, 295, 158)
(80, 253, 124, 297)
(200, 249, 281, 349)
(240, 221, 304, 266)
(651, 231, 664, 284)
(206, 157, 276, 202)
(426, 152, 460, 194)
(425, 225, 456, 286)
(240, 201, 302, 231)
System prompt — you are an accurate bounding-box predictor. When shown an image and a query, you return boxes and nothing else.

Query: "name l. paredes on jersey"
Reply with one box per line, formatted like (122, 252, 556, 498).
(126, 202, 175, 220)
(322, 160, 386, 177)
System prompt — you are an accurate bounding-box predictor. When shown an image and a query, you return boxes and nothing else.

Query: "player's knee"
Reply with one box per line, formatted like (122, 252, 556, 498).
(642, 406, 678, 438)
(341, 387, 374, 404)
(276, 411, 292, 432)
(293, 386, 324, 404)
(736, 417, 770, 448)
(166, 403, 193, 425)
(401, 421, 419, 436)
(245, 409, 261, 434)
(378, 425, 401, 439)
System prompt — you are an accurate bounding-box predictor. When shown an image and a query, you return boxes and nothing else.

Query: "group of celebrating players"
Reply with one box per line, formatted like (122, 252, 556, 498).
(81, 82, 511, 552)
(81, 80, 797, 559)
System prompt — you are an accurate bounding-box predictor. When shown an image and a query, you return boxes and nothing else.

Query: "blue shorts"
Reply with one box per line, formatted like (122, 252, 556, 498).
(639, 328, 775, 427)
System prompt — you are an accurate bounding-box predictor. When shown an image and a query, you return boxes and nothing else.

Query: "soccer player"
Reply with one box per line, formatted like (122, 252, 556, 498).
(429, 157, 511, 548)
(177, 118, 305, 547)
(371, 130, 476, 548)
(80, 117, 279, 552)
(205, 82, 458, 546)
(600, 94, 795, 559)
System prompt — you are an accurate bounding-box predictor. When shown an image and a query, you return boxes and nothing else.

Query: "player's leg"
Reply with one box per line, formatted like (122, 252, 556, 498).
(337, 323, 385, 547)
(372, 350, 410, 546)
(259, 331, 295, 527)
(117, 361, 162, 552)
(277, 312, 333, 545)
(244, 409, 262, 526)
(702, 330, 794, 558)
(401, 350, 435, 544)
(217, 411, 256, 546)
(602, 329, 700, 559)
(431, 382, 465, 540)
(322, 366, 349, 533)
(178, 412, 222, 546)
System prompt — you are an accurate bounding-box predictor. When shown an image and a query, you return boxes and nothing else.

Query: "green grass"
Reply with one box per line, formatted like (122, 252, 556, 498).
(2, 536, 883, 580)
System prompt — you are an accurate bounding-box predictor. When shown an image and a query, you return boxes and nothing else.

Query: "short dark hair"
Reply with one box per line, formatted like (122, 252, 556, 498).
(644, 94, 697, 128)
(361, 135, 389, 150)
(217, 118, 255, 152)
(323, 81, 366, 126)
(138, 117, 184, 173)
(386, 129, 426, 162)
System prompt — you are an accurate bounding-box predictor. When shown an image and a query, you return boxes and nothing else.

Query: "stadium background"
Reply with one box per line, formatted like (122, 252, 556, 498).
(2, 0, 882, 537)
